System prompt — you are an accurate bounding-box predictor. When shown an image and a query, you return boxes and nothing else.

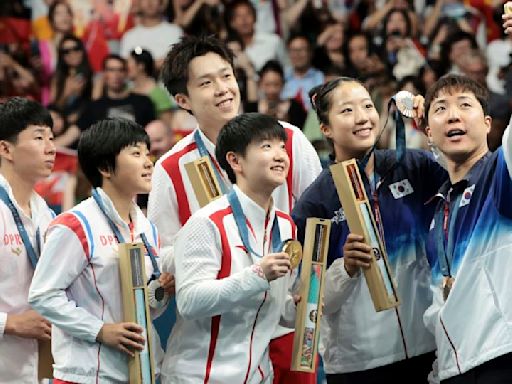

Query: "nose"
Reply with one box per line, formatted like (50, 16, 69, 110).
(214, 77, 229, 96)
(355, 106, 369, 124)
(447, 105, 461, 123)
(45, 138, 56, 154)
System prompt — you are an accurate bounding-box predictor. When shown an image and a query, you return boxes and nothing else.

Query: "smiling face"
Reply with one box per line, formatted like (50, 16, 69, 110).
(232, 137, 290, 195)
(104, 142, 154, 196)
(321, 81, 380, 161)
(426, 88, 490, 164)
(1, 125, 56, 183)
(175, 52, 241, 134)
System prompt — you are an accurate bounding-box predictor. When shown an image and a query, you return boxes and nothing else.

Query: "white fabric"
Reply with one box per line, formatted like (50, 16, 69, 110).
(161, 186, 296, 383)
(120, 21, 183, 60)
(244, 32, 289, 71)
(29, 189, 163, 383)
(0, 174, 55, 384)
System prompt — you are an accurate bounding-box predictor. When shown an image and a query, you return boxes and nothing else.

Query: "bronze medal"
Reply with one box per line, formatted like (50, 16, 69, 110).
(442, 276, 455, 301)
(283, 239, 303, 269)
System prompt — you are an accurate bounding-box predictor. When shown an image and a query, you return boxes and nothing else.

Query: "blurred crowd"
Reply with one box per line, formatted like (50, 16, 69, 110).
(1, 0, 511, 212)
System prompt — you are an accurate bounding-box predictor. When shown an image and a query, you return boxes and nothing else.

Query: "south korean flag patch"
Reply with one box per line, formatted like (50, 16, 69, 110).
(389, 179, 414, 199)
(459, 184, 475, 207)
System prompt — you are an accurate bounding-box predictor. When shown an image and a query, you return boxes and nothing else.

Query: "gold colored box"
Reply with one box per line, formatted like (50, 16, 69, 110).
(330, 160, 399, 311)
(184, 156, 222, 208)
(291, 218, 331, 372)
(38, 339, 53, 380)
(119, 243, 156, 384)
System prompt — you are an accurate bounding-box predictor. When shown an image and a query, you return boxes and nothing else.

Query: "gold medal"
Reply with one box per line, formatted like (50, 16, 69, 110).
(505, 2, 512, 14)
(283, 239, 303, 269)
(442, 276, 455, 301)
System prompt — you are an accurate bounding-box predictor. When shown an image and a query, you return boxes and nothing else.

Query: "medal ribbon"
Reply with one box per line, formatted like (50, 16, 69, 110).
(194, 130, 229, 194)
(0, 186, 40, 269)
(92, 189, 160, 279)
(226, 189, 282, 258)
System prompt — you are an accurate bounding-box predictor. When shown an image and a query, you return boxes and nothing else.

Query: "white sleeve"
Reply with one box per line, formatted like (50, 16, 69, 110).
(28, 224, 104, 343)
(323, 258, 361, 315)
(423, 283, 443, 336)
(291, 127, 322, 203)
(174, 215, 270, 320)
(0, 312, 6, 338)
(503, 119, 512, 180)
(147, 162, 181, 275)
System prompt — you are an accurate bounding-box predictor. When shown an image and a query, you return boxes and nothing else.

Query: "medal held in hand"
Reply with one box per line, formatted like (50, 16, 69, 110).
(282, 239, 303, 269)
(147, 278, 169, 309)
(505, 2, 512, 14)
(394, 90, 415, 118)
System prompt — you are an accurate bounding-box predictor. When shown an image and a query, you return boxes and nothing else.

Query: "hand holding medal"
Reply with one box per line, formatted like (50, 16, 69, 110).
(394, 90, 426, 130)
(282, 239, 303, 270)
(504, 2, 512, 34)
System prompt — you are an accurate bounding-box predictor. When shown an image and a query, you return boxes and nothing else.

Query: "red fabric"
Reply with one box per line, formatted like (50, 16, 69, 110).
(54, 380, 78, 384)
(270, 332, 316, 384)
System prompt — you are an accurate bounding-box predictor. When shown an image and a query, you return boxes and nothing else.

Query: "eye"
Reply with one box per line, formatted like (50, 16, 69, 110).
(341, 108, 352, 114)
(434, 105, 445, 113)
(365, 103, 374, 109)
(199, 80, 211, 87)
(133, 150, 141, 156)
(461, 102, 471, 108)
(224, 73, 232, 79)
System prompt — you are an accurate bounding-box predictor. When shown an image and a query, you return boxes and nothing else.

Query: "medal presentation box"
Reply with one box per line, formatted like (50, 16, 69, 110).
(38, 339, 53, 380)
(330, 160, 399, 312)
(119, 243, 156, 384)
(184, 156, 222, 208)
(292, 218, 331, 373)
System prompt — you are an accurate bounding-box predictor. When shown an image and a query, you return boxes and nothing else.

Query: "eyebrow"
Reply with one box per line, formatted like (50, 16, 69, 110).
(337, 98, 373, 106)
(433, 95, 475, 104)
(196, 66, 232, 80)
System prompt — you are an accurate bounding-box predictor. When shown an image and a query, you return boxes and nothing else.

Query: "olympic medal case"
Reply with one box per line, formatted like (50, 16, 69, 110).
(330, 160, 399, 311)
(184, 156, 222, 208)
(291, 218, 331, 372)
(119, 242, 156, 384)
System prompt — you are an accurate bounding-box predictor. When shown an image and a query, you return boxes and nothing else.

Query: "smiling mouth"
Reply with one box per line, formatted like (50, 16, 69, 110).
(446, 129, 466, 138)
(216, 98, 233, 108)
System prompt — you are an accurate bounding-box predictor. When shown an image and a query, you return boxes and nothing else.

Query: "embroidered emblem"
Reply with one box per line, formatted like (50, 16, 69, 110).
(459, 184, 475, 207)
(331, 208, 346, 224)
(11, 247, 22, 256)
(389, 179, 414, 199)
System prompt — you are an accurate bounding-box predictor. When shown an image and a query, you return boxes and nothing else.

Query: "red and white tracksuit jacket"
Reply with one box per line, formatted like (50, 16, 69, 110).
(0, 175, 55, 384)
(29, 188, 163, 384)
(161, 186, 297, 383)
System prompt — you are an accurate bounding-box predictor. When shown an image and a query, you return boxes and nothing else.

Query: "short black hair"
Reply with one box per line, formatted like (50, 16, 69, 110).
(424, 74, 489, 125)
(0, 97, 53, 142)
(259, 60, 284, 80)
(102, 54, 126, 71)
(286, 32, 312, 49)
(216, 113, 287, 184)
(78, 118, 150, 188)
(130, 47, 155, 78)
(161, 35, 234, 97)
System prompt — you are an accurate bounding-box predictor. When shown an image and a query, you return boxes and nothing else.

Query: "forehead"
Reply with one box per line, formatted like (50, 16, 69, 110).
(331, 82, 370, 103)
(431, 88, 478, 103)
(187, 53, 232, 80)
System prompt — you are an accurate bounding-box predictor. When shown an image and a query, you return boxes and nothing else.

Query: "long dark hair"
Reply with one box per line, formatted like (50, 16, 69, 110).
(54, 34, 92, 105)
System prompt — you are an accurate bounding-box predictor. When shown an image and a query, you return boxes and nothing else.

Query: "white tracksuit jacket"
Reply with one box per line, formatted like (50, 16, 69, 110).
(424, 125, 512, 381)
(29, 188, 163, 384)
(161, 186, 297, 384)
(0, 175, 55, 384)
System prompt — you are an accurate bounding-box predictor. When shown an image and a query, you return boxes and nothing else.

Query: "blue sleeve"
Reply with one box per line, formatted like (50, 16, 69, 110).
(493, 148, 512, 218)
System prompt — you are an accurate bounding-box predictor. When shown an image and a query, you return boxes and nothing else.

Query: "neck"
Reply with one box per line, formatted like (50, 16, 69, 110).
(237, 182, 273, 215)
(200, 124, 222, 146)
(141, 16, 161, 28)
(133, 75, 154, 90)
(0, 167, 34, 216)
(294, 67, 309, 78)
(445, 147, 488, 184)
(100, 184, 133, 223)
(107, 88, 129, 100)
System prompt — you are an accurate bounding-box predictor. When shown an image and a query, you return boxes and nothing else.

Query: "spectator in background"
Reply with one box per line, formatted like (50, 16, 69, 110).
(440, 30, 478, 74)
(127, 47, 175, 128)
(282, 32, 324, 111)
(313, 21, 346, 73)
(171, 0, 224, 37)
(0, 49, 39, 100)
(77, 54, 155, 134)
(363, 0, 418, 38)
(225, 0, 289, 71)
(50, 34, 92, 128)
(121, 0, 183, 71)
(38, 0, 75, 105)
(246, 60, 307, 129)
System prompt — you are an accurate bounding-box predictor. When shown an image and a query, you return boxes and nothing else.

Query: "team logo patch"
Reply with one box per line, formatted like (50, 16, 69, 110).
(459, 184, 475, 207)
(389, 179, 414, 199)
(331, 208, 346, 224)
(11, 247, 22, 256)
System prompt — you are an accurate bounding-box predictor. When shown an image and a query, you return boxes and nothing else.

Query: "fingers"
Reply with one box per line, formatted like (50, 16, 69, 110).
(118, 343, 135, 357)
(122, 322, 144, 335)
(120, 335, 145, 351)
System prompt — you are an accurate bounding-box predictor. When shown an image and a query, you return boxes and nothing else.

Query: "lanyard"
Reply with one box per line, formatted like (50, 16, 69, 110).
(435, 189, 462, 278)
(0, 186, 40, 269)
(226, 189, 282, 258)
(92, 189, 160, 279)
(194, 130, 228, 194)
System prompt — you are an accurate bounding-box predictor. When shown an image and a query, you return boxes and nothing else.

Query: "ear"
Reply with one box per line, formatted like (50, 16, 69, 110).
(0, 140, 14, 162)
(320, 123, 333, 139)
(484, 115, 492, 135)
(226, 151, 242, 175)
(425, 125, 433, 142)
(174, 93, 192, 112)
(98, 166, 112, 180)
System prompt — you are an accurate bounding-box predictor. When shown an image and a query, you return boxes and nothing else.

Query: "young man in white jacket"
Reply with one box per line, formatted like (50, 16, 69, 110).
(423, 74, 512, 383)
(148, 35, 321, 383)
(29, 119, 173, 383)
(164, 113, 297, 383)
(0, 97, 56, 384)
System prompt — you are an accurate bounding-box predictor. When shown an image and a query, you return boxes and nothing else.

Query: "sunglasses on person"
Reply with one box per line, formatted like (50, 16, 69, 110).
(60, 45, 82, 55)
